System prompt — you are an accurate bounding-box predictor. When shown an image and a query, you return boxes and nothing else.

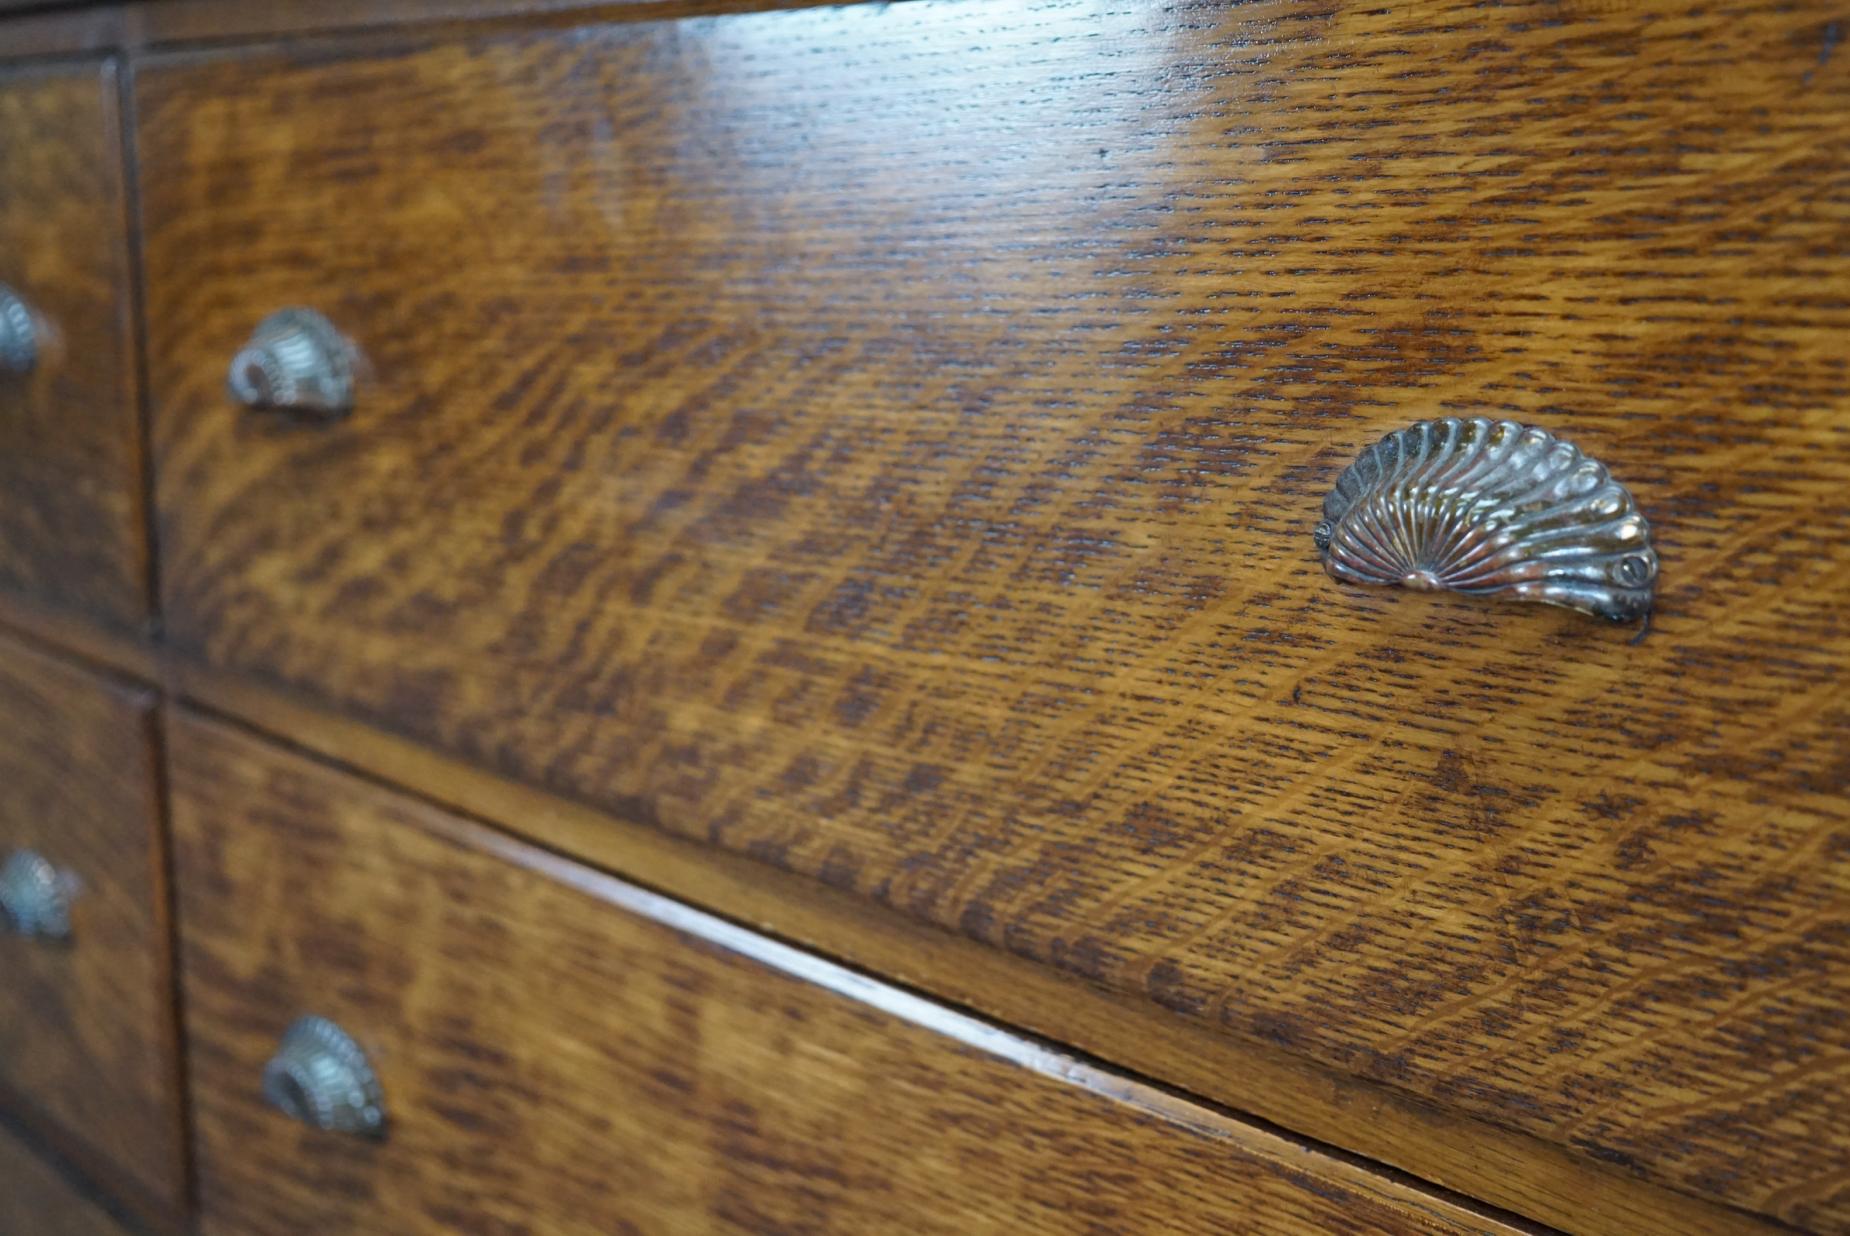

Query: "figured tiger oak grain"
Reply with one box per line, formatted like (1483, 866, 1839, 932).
(167, 711, 1526, 1236)
(163, 660, 1787, 1236)
(138, 2, 1850, 1227)
(0, 61, 147, 631)
(0, 1121, 136, 1236)
(0, 634, 184, 1214)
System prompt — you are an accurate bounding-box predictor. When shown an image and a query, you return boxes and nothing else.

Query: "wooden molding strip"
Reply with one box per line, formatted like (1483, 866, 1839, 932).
(1, 0, 843, 60)
(0, 593, 158, 683)
(0, 1083, 188, 1236)
(163, 660, 1786, 1236)
(179, 705, 1537, 1236)
(0, 593, 1795, 1236)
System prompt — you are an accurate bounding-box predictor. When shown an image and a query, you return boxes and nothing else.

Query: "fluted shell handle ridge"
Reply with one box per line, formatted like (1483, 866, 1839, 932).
(262, 1015, 387, 1139)
(1314, 418, 1657, 623)
(228, 308, 357, 417)
(0, 284, 39, 376)
(0, 849, 78, 941)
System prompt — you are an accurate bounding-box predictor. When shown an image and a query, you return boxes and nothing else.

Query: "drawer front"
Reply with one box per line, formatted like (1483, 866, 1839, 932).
(0, 1122, 136, 1236)
(140, 3, 1850, 1225)
(169, 712, 1518, 1236)
(0, 61, 145, 630)
(0, 635, 183, 1213)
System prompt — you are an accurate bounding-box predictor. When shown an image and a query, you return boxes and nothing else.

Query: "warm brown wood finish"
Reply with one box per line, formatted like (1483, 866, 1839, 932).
(0, 1, 827, 62)
(0, 8, 126, 60)
(168, 711, 1526, 1236)
(0, 588, 161, 684)
(0, 634, 183, 1215)
(137, 3, 1850, 1228)
(0, 60, 146, 631)
(0, 1120, 136, 1236)
(169, 657, 1782, 1236)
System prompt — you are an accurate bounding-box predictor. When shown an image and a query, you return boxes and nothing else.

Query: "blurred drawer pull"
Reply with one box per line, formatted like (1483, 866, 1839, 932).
(0, 848, 78, 941)
(0, 284, 38, 376)
(0, 635, 183, 1210)
(1314, 417, 1658, 624)
(228, 308, 358, 419)
(262, 1015, 387, 1139)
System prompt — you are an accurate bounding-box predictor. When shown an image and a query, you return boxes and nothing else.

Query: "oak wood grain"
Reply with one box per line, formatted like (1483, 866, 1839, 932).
(168, 657, 1782, 1236)
(128, 0, 810, 45)
(0, 588, 161, 684)
(0, 539, 1759, 1232)
(0, 1119, 136, 1236)
(168, 709, 1530, 1236)
(138, 2, 1850, 1226)
(0, 60, 147, 631)
(0, 1080, 185, 1236)
(0, 632, 184, 1215)
(0, 2, 875, 62)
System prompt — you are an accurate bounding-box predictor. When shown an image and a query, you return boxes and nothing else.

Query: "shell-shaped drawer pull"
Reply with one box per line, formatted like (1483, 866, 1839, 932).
(228, 308, 358, 418)
(0, 849, 79, 941)
(0, 284, 39, 376)
(262, 1015, 387, 1139)
(1315, 417, 1658, 624)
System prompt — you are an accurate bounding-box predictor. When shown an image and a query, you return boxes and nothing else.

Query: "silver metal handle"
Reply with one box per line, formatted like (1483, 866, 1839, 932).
(1316, 417, 1657, 624)
(0, 849, 78, 941)
(262, 1015, 387, 1139)
(0, 284, 39, 376)
(228, 309, 358, 418)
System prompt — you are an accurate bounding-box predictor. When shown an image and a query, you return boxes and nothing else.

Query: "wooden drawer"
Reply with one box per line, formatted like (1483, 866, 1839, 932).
(168, 711, 1521, 1236)
(139, 3, 1850, 1227)
(0, 634, 183, 1216)
(0, 1120, 137, 1236)
(0, 61, 146, 631)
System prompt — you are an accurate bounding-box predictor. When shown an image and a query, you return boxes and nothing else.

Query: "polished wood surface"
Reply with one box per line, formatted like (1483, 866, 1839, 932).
(0, 589, 160, 685)
(0, 1120, 136, 1236)
(0, 61, 146, 631)
(168, 711, 1526, 1236)
(0, 633, 183, 1214)
(138, 3, 1850, 1227)
(0, 2, 868, 63)
(166, 658, 1779, 1236)
(0, 552, 1758, 1236)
